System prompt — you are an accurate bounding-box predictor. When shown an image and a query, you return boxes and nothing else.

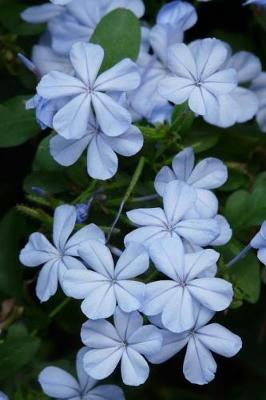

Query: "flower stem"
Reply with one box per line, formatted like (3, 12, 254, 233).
(107, 156, 145, 243)
(227, 244, 252, 267)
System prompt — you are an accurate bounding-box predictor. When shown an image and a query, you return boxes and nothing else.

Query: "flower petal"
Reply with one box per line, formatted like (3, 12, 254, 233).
(148, 329, 189, 364)
(70, 42, 104, 86)
(19, 233, 58, 267)
(188, 277, 233, 311)
(115, 243, 149, 279)
(37, 71, 85, 99)
(36, 259, 60, 302)
(188, 158, 228, 189)
(126, 208, 167, 227)
(175, 218, 219, 246)
(38, 366, 80, 398)
(114, 308, 143, 341)
(83, 347, 123, 380)
(115, 281, 146, 313)
(79, 240, 114, 278)
(87, 135, 118, 180)
(184, 250, 220, 281)
(124, 226, 170, 248)
(143, 281, 178, 316)
(53, 205, 76, 251)
(227, 51, 261, 83)
(50, 134, 90, 167)
(92, 92, 131, 136)
(65, 224, 105, 256)
(121, 348, 150, 386)
(154, 166, 176, 196)
(81, 319, 121, 348)
(104, 125, 143, 156)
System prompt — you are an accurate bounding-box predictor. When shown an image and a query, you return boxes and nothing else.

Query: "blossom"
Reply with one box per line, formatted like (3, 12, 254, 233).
(39, 347, 125, 399)
(21, 3, 64, 24)
(81, 307, 162, 386)
(250, 221, 266, 265)
(155, 147, 228, 218)
(148, 307, 242, 385)
(50, 112, 143, 180)
(63, 242, 149, 319)
(37, 42, 140, 140)
(244, 0, 266, 6)
(48, 0, 145, 56)
(0, 393, 8, 400)
(143, 237, 233, 333)
(52, 0, 72, 4)
(32, 45, 72, 76)
(125, 180, 220, 250)
(204, 50, 261, 128)
(159, 38, 237, 116)
(19, 205, 105, 302)
(156, 1, 197, 33)
(26, 95, 67, 130)
(251, 72, 266, 133)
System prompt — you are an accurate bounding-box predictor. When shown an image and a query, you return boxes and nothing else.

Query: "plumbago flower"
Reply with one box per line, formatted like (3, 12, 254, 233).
(147, 307, 242, 385)
(50, 112, 143, 180)
(143, 238, 233, 333)
(129, 1, 197, 124)
(125, 180, 220, 250)
(39, 348, 125, 399)
(244, 0, 266, 6)
(81, 307, 163, 386)
(0, 393, 8, 400)
(47, 0, 145, 56)
(19, 205, 105, 302)
(62, 242, 149, 319)
(36, 42, 140, 139)
(251, 72, 266, 132)
(204, 50, 261, 127)
(155, 147, 228, 218)
(159, 38, 237, 116)
(251, 221, 266, 265)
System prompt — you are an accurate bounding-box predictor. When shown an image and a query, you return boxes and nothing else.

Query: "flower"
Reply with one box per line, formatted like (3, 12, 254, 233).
(81, 307, 162, 386)
(19, 204, 105, 302)
(250, 221, 266, 265)
(125, 180, 220, 250)
(143, 237, 233, 333)
(52, 0, 72, 4)
(39, 347, 125, 399)
(156, 1, 197, 33)
(244, 0, 266, 6)
(155, 147, 228, 218)
(50, 112, 143, 180)
(63, 242, 149, 319)
(37, 42, 140, 139)
(158, 38, 237, 116)
(147, 307, 242, 385)
(251, 72, 266, 133)
(204, 50, 261, 128)
(48, 0, 145, 56)
(21, 3, 64, 24)
(26, 95, 68, 130)
(0, 393, 8, 400)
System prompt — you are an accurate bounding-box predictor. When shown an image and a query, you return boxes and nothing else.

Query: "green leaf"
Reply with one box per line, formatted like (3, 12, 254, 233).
(0, 209, 33, 299)
(220, 239, 261, 304)
(33, 134, 63, 173)
(0, 96, 39, 148)
(91, 8, 141, 71)
(224, 190, 252, 230)
(183, 129, 221, 153)
(219, 168, 249, 192)
(0, 324, 40, 381)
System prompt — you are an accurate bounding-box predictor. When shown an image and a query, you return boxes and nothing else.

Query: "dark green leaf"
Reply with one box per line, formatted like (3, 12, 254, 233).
(0, 96, 39, 148)
(91, 9, 141, 71)
(0, 324, 40, 381)
(23, 171, 69, 194)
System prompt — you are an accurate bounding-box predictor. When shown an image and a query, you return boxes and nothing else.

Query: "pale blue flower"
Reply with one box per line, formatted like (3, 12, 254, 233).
(155, 147, 228, 218)
(50, 112, 143, 180)
(48, 0, 145, 56)
(63, 242, 149, 319)
(204, 50, 261, 128)
(26, 95, 67, 130)
(52, 0, 72, 4)
(244, 0, 266, 6)
(0, 392, 8, 400)
(125, 180, 220, 249)
(37, 42, 140, 139)
(39, 347, 125, 399)
(251, 221, 266, 265)
(32, 45, 72, 76)
(143, 237, 233, 333)
(159, 38, 237, 116)
(19, 205, 105, 302)
(156, 1, 197, 34)
(251, 72, 266, 133)
(148, 307, 242, 385)
(81, 307, 162, 386)
(21, 3, 64, 24)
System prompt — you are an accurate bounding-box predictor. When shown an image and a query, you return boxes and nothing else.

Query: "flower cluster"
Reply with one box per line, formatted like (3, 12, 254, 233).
(17, 0, 266, 397)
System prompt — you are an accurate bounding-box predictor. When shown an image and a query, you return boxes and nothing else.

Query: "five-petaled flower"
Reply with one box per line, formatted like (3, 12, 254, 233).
(19, 205, 105, 302)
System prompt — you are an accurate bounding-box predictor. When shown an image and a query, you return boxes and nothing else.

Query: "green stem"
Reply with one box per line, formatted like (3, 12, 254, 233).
(72, 180, 97, 204)
(107, 157, 146, 243)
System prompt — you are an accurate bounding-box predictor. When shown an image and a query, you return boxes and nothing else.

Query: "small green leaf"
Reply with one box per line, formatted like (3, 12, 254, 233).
(184, 129, 221, 153)
(91, 8, 141, 71)
(0, 324, 40, 381)
(221, 240, 261, 304)
(224, 190, 252, 230)
(220, 168, 249, 192)
(0, 96, 39, 148)
(33, 134, 63, 173)
(23, 171, 69, 195)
